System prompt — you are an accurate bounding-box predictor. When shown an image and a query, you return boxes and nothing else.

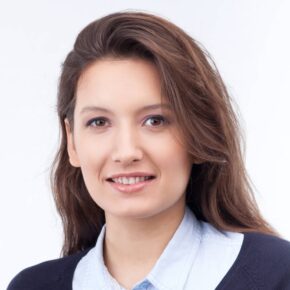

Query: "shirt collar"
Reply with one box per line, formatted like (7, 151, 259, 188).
(88, 207, 202, 290)
(145, 207, 202, 290)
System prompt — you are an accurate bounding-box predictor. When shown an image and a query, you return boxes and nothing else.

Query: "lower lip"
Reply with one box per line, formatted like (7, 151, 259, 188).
(107, 178, 156, 193)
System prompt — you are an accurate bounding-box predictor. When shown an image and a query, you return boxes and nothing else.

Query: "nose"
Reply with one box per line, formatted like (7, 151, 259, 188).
(111, 125, 143, 166)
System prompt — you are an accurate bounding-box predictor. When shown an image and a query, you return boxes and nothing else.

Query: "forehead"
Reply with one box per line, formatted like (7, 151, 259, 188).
(75, 58, 163, 112)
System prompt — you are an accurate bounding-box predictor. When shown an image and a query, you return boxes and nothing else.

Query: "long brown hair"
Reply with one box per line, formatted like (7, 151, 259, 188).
(51, 11, 277, 257)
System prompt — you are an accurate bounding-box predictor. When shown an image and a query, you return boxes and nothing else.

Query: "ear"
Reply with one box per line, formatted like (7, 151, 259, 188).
(64, 118, 80, 167)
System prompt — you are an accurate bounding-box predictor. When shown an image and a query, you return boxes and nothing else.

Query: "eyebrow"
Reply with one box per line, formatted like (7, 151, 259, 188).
(80, 104, 172, 115)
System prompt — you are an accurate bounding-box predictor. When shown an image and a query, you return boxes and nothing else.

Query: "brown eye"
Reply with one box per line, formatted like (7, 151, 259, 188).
(86, 117, 109, 127)
(144, 115, 168, 127)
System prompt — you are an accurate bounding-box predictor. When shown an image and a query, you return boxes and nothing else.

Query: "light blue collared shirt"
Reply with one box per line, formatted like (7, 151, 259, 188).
(73, 207, 243, 290)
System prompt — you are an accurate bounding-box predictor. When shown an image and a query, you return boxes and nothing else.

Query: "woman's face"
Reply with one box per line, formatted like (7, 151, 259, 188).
(65, 58, 192, 220)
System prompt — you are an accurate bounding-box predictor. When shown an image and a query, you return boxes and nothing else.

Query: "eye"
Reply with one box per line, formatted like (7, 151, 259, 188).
(86, 117, 109, 127)
(144, 115, 168, 127)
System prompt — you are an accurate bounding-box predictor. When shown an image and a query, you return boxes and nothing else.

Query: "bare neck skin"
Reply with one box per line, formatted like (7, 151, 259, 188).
(103, 197, 186, 289)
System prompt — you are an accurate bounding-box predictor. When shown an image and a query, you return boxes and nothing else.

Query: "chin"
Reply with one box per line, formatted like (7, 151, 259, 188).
(106, 203, 163, 220)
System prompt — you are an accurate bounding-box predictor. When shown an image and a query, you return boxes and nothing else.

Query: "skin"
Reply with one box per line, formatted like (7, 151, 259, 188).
(65, 57, 193, 289)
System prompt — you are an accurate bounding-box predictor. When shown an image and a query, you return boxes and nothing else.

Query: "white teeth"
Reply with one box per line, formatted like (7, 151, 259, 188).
(112, 176, 151, 184)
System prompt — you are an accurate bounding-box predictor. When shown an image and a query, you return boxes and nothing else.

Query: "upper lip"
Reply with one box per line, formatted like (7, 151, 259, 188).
(106, 172, 156, 180)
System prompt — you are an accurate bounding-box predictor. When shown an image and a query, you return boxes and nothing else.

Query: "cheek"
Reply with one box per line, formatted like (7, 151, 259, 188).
(75, 135, 109, 174)
(155, 139, 191, 185)
(156, 137, 190, 169)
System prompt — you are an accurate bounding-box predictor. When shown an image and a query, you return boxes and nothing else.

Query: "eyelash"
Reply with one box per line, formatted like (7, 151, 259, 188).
(86, 115, 169, 129)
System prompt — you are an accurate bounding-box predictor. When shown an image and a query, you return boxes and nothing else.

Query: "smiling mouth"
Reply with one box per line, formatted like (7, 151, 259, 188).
(107, 176, 155, 184)
(106, 176, 156, 194)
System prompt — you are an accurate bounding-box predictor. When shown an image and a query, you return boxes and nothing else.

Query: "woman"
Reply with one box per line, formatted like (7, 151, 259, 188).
(8, 11, 290, 290)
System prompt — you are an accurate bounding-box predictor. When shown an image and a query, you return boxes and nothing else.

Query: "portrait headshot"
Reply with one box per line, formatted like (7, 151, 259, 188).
(1, 1, 290, 289)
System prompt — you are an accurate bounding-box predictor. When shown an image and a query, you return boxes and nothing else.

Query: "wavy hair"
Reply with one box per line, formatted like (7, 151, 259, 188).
(51, 11, 277, 257)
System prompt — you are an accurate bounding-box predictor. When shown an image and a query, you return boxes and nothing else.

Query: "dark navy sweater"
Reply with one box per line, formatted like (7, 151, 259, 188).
(7, 232, 290, 290)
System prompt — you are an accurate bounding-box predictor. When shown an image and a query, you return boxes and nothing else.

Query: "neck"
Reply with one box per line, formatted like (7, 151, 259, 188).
(103, 200, 186, 288)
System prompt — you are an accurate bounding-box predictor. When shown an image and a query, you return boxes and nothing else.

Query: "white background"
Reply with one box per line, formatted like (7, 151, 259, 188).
(1, 0, 289, 288)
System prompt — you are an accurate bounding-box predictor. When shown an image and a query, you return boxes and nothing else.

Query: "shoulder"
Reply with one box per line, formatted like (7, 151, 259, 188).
(7, 248, 91, 290)
(217, 232, 290, 290)
(242, 232, 290, 266)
